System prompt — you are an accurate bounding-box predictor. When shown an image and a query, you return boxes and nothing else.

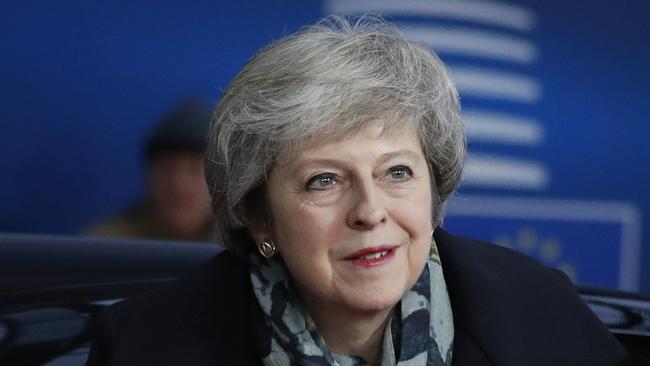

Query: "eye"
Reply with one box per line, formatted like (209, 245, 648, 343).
(387, 165, 412, 181)
(306, 173, 339, 190)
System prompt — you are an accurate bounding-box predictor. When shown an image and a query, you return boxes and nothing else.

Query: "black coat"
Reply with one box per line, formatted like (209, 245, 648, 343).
(86, 229, 631, 365)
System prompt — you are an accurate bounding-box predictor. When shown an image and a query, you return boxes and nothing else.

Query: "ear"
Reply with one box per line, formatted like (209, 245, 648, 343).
(238, 184, 273, 243)
(248, 219, 273, 243)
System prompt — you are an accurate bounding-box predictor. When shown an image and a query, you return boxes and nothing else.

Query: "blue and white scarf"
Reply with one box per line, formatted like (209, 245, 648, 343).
(249, 240, 454, 365)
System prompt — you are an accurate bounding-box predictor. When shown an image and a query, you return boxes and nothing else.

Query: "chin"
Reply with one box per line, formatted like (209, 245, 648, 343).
(341, 282, 407, 314)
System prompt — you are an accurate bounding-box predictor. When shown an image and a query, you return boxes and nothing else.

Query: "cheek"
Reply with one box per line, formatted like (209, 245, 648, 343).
(401, 185, 433, 231)
(398, 185, 433, 268)
(270, 199, 338, 255)
(270, 204, 340, 292)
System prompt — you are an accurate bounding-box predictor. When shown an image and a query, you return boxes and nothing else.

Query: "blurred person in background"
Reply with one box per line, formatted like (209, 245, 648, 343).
(88, 100, 214, 242)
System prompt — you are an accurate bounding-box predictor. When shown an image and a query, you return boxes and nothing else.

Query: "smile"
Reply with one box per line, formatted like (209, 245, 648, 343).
(359, 250, 389, 260)
(343, 246, 397, 267)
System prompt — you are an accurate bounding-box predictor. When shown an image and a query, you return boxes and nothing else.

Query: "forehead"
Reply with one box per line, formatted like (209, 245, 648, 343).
(275, 118, 421, 166)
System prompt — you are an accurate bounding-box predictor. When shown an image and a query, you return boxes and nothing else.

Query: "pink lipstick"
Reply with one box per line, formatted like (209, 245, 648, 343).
(343, 245, 396, 267)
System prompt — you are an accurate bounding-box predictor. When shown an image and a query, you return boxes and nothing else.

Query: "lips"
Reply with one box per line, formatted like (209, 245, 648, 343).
(343, 245, 397, 267)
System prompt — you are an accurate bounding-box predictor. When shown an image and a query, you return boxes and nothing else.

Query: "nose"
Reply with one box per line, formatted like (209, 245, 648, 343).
(346, 181, 387, 230)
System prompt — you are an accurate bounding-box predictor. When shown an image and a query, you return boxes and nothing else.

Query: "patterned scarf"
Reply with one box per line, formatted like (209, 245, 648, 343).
(249, 240, 454, 366)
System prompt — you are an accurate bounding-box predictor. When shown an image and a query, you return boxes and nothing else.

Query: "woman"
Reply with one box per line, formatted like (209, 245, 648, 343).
(87, 16, 631, 365)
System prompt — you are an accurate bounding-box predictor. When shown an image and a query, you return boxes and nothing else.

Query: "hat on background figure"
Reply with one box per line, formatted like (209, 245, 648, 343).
(145, 99, 212, 160)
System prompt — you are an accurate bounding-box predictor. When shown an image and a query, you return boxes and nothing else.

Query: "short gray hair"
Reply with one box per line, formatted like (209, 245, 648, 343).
(206, 15, 466, 256)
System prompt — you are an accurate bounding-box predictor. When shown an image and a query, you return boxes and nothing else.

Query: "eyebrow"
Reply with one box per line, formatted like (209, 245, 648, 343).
(292, 149, 422, 172)
(378, 149, 422, 163)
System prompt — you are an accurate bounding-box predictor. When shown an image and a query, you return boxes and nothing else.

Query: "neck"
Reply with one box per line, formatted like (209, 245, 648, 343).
(305, 300, 394, 365)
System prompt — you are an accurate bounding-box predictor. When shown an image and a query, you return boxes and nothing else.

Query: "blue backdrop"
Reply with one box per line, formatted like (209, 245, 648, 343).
(1, 0, 648, 292)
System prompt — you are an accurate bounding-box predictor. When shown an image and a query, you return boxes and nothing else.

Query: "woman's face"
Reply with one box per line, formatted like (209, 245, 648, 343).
(264, 120, 433, 317)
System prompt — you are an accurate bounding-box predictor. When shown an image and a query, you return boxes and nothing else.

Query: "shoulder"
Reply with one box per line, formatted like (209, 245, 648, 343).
(87, 250, 258, 366)
(434, 227, 570, 291)
(86, 205, 153, 239)
(434, 227, 579, 325)
(86, 215, 137, 238)
(434, 228, 584, 325)
(116, 249, 250, 319)
(434, 228, 630, 365)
